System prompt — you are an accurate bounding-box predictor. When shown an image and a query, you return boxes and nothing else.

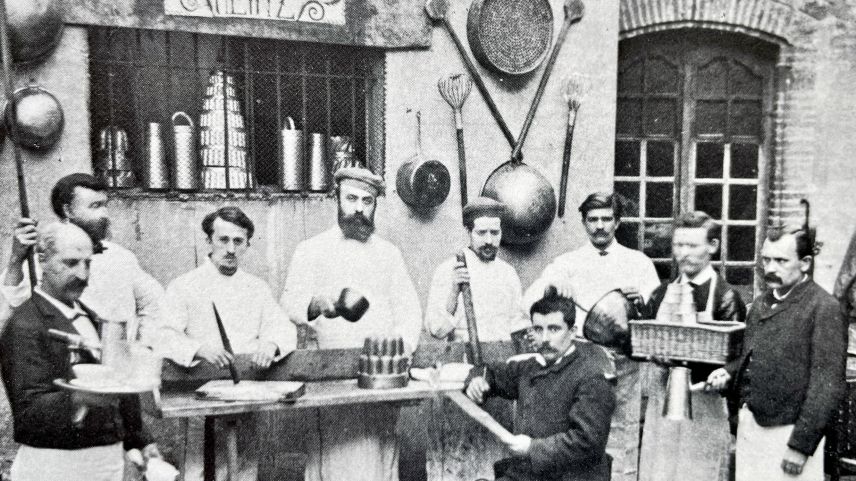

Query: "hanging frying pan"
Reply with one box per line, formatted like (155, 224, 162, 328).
(467, 0, 553, 76)
(396, 111, 451, 209)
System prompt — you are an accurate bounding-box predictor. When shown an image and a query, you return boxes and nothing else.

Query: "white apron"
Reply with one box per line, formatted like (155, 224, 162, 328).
(736, 406, 824, 481)
(10, 442, 124, 481)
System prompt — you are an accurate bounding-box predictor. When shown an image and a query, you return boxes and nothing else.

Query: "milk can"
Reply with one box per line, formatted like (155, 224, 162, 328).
(308, 133, 329, 192)
(172, 111, 197, 190)
(280, 117, 304, 191)
(144, 122, 169, 189)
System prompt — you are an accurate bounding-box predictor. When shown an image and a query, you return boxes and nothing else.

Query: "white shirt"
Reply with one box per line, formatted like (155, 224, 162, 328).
(0, 240, 164, 343)
(280, 226, 423, 352)
(524, 240, 661, 335)
(425, 248, 528, 342)
(156, 258, 297, 367)
(680, 265, 716, 285)
(34, 288, 100, 346)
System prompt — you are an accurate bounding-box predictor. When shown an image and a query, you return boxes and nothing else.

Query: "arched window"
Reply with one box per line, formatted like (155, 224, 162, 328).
(615, 30, 777, 294)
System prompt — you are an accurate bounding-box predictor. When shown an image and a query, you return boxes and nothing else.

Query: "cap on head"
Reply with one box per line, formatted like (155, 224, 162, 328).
(462, 197, 506, 229)
(334, 166, 385, 197)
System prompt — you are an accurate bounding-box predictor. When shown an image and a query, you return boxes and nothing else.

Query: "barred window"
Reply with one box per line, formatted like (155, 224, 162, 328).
(89, 27, 384, 193)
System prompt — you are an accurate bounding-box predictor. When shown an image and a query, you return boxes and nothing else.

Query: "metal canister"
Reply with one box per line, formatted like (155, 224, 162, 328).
(330, 135, 355, 173)
(144, 122, 169, 189)
(308, 133, 329, 192)
(280, 117, 304, 191)
(96, 126, 134, 188)
(172, 111, 197, 190)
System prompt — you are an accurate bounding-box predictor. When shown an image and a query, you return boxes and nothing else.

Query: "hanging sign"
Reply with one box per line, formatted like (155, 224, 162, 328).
(164, 0, 346, 25)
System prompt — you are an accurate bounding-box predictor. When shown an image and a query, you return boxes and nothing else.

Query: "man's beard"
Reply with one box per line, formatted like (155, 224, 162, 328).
(73, 217, 110, 243)
(473, 245, 498, 262)
(338, 210, 375, 242)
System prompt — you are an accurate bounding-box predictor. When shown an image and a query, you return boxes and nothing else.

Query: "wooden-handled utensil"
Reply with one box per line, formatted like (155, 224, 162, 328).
(439, 74, 474, 208)
(446, 391, 514, 444)
(425, 0, 516, 148)
(456, 251, 483, 365)
(558, 75, 587, 217)
(212, 302, 240, 384)
(510, 0, 585, 161)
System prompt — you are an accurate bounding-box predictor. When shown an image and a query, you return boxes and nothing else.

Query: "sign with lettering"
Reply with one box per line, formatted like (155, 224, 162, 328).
(165, 0, 345, 25)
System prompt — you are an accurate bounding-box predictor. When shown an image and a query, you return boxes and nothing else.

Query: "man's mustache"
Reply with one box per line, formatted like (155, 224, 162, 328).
(764, 273, 782, 284)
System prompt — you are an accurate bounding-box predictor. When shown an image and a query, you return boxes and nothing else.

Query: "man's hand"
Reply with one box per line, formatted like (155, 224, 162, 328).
(10, 218, 38, 264)
(127, 443, 162, 470)
(195, 345, 235, 369)
(620, 286, 643, 306)
(308, 294, 338, 320)
(465, 376, 491, 404)
(251, 342, 278, 369)
(545, 274, 574, 299)
(705, 368, 731, 391)
(452, 261, 470, 288)
(506, 434, 533, 457)
(781, 447, 808, 475)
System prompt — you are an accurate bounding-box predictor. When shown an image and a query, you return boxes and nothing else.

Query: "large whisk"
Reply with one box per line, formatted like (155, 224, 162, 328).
(558, 75, 589, 217)
(439, 74, 474, 209)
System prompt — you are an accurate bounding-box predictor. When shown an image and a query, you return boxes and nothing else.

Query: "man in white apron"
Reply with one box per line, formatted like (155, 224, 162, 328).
(708, 225, 846, 480)
(0, 222, 160, 481)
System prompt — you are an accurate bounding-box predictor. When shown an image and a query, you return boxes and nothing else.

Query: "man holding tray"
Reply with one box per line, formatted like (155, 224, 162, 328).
(638, 211, 746, 481)
(707, 225, 846, 480)
(523, 192, 660, 481)
(465, 293, 616, 481)
(0, 222, 160, 481)
(155, 206, 297, 481)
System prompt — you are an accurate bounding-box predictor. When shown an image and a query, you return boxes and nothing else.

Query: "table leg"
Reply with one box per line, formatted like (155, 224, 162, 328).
(226, 418, 239, 481)
(204, 417, 216, 481)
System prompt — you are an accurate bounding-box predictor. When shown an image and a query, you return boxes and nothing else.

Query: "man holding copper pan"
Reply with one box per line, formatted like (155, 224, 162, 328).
(523, 192, 660, 481)
(638, 211, 746, 481)
(155, 206, 297, 481)
(281, 166, 422, 481)
(425, 196, 528, 343)
(707, 225, 846, 480)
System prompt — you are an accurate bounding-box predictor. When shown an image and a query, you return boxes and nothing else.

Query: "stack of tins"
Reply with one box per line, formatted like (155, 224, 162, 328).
(199, 71, 254, 189)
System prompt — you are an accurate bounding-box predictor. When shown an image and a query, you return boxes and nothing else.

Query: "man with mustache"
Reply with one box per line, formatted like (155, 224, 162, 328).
(523, 192, 660, 481)
(1, 173, 164, 342)
(638, 211, 745, 481)
(706, 226, 846, 480)
(155, 206, 297, 481)
(0, 222, 160, 481)
(465, 293, 616, 481)
(425, 197, 528, 342)
(281, 166, 421, 481)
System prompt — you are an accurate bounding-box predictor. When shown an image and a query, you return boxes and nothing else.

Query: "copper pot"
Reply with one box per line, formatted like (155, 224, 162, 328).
(6, 0, 64, 65)
(4, 85, 64, 151)
(481, 160, 555, 245)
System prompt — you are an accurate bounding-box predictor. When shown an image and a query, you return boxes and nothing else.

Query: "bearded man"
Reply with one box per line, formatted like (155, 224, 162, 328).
(1, 173, 163, 341)
(280, 166, 422, 481)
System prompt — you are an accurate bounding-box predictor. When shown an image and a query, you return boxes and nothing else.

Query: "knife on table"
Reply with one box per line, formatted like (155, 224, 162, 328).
(212, 302, 240, 384)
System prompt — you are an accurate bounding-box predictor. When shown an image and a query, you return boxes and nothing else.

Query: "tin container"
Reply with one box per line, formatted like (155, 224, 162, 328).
(172, 111, 197, 190)
(144, 122, 169, 189)
(308, 133, 329, 192)
(280, 117, 304, 191)
(95, 126, 135, 188)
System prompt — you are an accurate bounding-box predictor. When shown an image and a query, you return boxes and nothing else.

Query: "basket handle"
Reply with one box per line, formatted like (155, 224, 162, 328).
(171, 111, 194, 129)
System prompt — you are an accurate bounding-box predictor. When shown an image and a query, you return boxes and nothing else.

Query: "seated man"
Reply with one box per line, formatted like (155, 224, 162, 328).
(0, 222, 160, 481)
(465, 294, 616, 481)
(155, 206, 297, 481)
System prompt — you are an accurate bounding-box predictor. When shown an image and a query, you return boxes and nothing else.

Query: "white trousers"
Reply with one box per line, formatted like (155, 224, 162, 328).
(11, 442, 124, 481)
(736, 406, 824, 481)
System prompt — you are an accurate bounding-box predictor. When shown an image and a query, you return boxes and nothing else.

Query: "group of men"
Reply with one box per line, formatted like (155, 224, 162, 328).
(0, 166, 847, 481)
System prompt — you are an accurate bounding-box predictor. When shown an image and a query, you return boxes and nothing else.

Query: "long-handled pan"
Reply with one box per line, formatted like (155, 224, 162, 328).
(482, 0, 585, 244)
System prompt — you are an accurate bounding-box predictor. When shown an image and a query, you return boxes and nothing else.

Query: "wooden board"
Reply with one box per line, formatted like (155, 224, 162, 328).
(195, 380, 305, 402)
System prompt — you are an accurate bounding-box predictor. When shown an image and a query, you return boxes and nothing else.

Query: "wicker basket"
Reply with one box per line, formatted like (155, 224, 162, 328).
(629, 319, 745, 365)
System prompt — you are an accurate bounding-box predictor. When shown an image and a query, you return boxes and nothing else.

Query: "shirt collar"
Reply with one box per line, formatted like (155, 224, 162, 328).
(584, 240, 618, 256)
(34, 287, 87, 321)
(773, 274, 809, 301)
(203, 255, 242, 278)
(680, 265, 716, 285)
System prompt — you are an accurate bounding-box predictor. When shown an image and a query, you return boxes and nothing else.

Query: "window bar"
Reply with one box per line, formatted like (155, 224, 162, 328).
(242, 41, 253, 196)
(192, 33, 201, 190)
(165, 32, 174, 188)
(638, 139, 648, 253)
(350, 64, 357, 164)
(130, 31, 144, 188)
(222, 39, 231, 191)
(721, 142, 732, 281)
(300, 50, 308, 193)
(275, 46, 283, 191)
(364, 75, 372, 172)
(105, 30, 117, 188)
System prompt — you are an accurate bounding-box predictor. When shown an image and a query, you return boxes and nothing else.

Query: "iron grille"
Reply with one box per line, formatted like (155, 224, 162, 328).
(88, 27, 384, 193)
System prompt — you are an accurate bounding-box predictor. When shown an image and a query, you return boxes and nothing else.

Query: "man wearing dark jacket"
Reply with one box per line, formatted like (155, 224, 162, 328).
(0, 222, 157, 481)
(639, 211, 746, 481)
(465, 294, 616, 481)
(707, 225, 847, 480)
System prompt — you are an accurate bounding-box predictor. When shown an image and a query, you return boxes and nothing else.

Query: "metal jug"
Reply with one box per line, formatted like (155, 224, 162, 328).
(95, 126, 135, 188)
(280, 117, 304, 191)
(308, 133, 329, 192)
(172, 112, 197, 190)
(144, 122, 169, 189)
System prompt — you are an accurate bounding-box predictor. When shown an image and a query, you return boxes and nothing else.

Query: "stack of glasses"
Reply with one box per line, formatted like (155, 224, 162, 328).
(199, 71, 254, 189)
(655, 283, 700, 324)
